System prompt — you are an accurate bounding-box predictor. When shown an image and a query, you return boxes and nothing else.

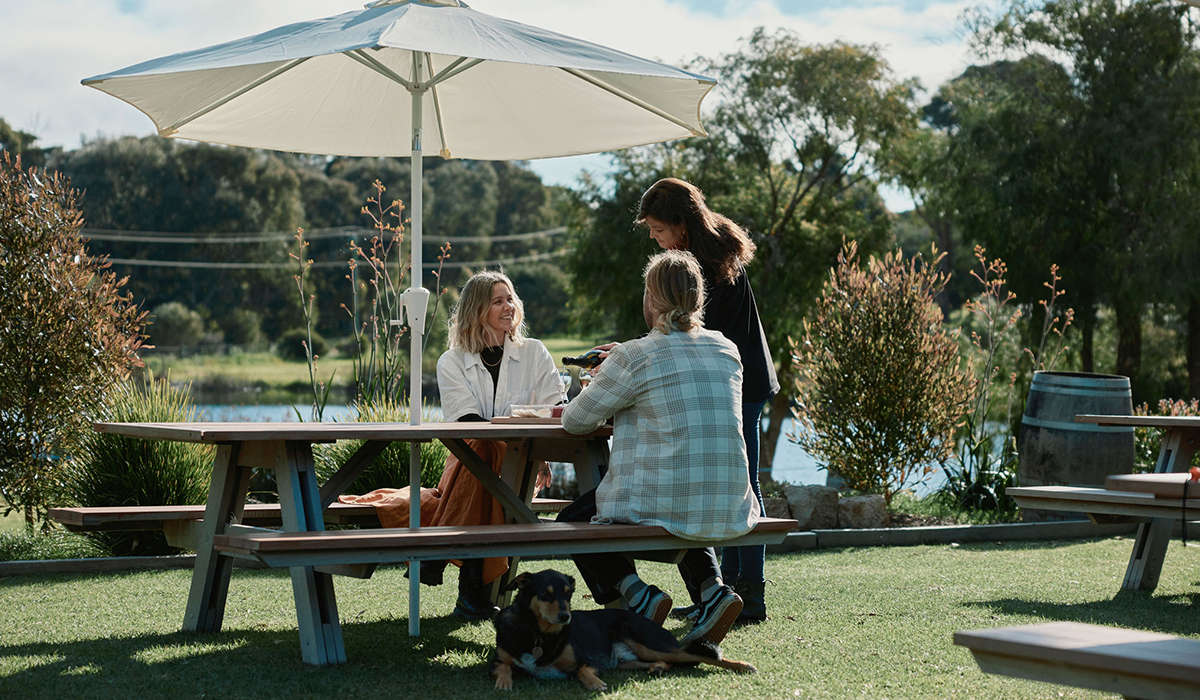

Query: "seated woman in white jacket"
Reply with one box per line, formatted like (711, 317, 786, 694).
(431, 270, 562, 619)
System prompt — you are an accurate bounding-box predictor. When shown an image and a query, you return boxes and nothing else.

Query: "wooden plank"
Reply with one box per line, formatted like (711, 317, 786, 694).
(1075, 414, 1200, 429)
(1107, 473, 1200, 497)
(94, 421, 612, 444)
(1009, 486, 1200, 520)
(183, 443, 246, 633)
(215, 518, 799, 553)
(954, 622, 1200, 698)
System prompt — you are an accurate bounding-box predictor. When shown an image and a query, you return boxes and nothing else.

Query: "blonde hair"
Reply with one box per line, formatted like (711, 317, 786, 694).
(448, 270, 527, 353)
(643, 250, 706, 335)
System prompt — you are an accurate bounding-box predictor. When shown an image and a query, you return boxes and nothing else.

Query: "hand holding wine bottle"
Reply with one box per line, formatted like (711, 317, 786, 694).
(561, 342, 620, 371)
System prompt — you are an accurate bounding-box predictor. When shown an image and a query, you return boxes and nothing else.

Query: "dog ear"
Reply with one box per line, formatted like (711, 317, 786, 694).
(503, 572, 531, 593)
(567, 574, 576, 590)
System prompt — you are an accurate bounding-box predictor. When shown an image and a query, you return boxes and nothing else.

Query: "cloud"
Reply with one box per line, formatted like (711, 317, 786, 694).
(1, 0, 976, 162)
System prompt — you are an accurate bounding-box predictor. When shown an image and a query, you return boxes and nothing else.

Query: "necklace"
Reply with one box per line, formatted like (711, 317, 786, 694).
(481, 346, 503, 367)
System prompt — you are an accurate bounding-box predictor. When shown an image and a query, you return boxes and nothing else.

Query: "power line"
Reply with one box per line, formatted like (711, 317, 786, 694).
(80, 225, 567, 244)
(106, 248, 570, 271)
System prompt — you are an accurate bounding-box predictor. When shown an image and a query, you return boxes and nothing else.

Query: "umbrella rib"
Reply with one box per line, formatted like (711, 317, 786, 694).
(160, 57, 309, 136)
(427, 56, 483, 86)
(347, 49, 414, 90)
(559, 67, 709, 137)
(426, 52, 452, 158)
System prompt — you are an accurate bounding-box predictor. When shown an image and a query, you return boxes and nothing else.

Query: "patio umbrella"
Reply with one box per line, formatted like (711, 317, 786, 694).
(83, 0, 715, 635)
(83, 0, 713, 421)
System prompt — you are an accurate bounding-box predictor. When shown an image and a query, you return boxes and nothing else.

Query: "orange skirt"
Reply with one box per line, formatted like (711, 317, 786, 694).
(338, 438, 509, 584)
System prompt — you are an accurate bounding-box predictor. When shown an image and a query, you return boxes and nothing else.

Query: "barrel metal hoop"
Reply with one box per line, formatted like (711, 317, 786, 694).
(1027, 386, 1132, 398)
(1021, 415, 1135, 433)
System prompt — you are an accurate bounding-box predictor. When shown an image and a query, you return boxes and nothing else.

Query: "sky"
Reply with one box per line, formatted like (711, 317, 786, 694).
(0, 0, 990, 212)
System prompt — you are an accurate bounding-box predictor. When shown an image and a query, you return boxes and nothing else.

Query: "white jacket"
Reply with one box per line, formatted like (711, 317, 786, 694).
(437, 336, 562, 421)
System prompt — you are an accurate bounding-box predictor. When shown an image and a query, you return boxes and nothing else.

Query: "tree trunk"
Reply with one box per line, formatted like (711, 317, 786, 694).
(1188, 297, 1200, 400)
(758, 388, 793, 484)
(1080, 305, 1096, 373)
(1114, 300, 1144, 404)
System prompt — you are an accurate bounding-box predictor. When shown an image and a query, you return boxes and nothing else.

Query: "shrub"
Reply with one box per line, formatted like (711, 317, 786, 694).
(277, 326, 327, 361)
(224, 308, 265, 347)
(0, 529, 106, 562)
(0, 151, 147, 527)
(62, 376, 213, 556)
(313, 400, 447, 494)
(1133, 399, 1200, 472)
(149, 301, 205, 349)
(790, 241, 974, 505)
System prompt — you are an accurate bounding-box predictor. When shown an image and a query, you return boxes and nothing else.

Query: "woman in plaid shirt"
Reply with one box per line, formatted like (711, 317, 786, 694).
(558, 250, 760, 647)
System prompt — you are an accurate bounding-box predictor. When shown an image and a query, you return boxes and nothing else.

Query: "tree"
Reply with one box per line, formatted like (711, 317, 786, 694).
(0, 151, 147, 526)
(565, 29, 921, 479)
(945, 0, 1200, 401)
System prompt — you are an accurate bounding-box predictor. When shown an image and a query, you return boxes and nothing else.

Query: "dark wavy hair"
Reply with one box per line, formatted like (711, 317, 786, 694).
(636, 177, 755, 285)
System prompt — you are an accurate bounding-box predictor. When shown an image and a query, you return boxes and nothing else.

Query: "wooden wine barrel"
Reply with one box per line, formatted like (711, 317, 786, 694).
(1017, 371, 1134, 521)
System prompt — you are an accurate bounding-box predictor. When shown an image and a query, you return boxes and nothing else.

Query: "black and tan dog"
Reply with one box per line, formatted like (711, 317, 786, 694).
(489, 569, 756, 691)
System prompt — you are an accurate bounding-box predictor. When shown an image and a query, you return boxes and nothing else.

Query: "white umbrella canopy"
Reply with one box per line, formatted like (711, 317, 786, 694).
(84, 0, 715, 637)
(83, 0, 714, 159)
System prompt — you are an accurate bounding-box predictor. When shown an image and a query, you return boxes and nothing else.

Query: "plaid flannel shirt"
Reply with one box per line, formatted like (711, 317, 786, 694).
(562, 327, 760, 541)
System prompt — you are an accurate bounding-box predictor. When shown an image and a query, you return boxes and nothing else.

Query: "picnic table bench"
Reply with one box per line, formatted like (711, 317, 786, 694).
(56, 421, 797, 666)
(1008, 414, 1200, 593)
(954, 622, 1200, 700)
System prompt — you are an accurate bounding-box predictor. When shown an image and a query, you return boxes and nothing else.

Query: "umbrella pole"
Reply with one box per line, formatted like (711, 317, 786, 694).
(404, 54, 431, 637)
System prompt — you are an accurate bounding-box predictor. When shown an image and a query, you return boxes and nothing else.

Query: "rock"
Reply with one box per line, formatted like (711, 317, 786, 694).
(838, 494, 887, 529)
(763, 496, 791, 520)
(783, 484, 839, 530)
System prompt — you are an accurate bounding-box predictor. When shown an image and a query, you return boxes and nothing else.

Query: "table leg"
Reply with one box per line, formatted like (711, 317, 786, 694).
(1120, 429, 1197, 592)
(493, 440, 535, 605)
(184, 443, 248, 633)
(276, 441, 345, 666)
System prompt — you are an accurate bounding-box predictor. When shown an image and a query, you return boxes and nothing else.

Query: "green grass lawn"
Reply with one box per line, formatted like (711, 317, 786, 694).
(2, 537, 1197, 699)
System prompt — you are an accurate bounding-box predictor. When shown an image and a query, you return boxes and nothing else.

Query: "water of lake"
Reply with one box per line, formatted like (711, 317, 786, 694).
(196, 403, 947, 495)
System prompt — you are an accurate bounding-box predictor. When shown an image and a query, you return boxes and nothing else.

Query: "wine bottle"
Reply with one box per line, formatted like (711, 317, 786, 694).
(561, 349, 604, 369)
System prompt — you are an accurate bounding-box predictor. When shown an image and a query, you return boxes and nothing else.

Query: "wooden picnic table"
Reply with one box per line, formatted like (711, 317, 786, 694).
(92, 420, 613, 664)
(84, 421, 798, 666)
(1009, 414, 1200, 593)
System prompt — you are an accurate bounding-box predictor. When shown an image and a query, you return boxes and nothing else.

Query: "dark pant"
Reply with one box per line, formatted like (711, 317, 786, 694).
(557, 488, 721, 606)
(720, 398, 768, 588)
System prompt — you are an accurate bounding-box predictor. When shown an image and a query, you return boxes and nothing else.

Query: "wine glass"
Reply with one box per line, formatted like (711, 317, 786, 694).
(579, 368, 594, 389)
(557, 367, 572, 403)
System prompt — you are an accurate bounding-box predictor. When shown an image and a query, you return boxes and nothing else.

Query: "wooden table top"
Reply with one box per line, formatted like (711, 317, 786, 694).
(94, 421, 612, 443)
(1076, 414, 1200, 429)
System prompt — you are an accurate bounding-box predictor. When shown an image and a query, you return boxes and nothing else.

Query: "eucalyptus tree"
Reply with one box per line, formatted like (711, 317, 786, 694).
(566, 28, 921, 478)
(947, 0, 1200, 400)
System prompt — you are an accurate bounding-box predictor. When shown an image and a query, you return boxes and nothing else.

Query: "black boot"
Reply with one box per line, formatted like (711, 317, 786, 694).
(454, 559, 499, 621)
(734, 579, 767, 622)
(404, 559, 446, 586)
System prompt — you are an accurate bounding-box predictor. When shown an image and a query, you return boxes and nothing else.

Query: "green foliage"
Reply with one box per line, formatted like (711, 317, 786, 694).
(944, 0, 1200, 398)
(0, 529, 105, 561)
(1132, 398, 1200, 472)
(148, 301, 205, 349)
(791, 241, 974, 504)
(0, 152, 148, 527)
(62, 376, 213, 556)
(276, 327, 328, 362)
(224, 308, 265, 347)
(313, 400, 447, 493)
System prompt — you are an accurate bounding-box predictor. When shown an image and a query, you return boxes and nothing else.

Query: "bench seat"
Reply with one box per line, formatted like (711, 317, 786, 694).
(954, 621, 1200, 700)
(49, 497, 573, 531)
(213, 517, 799, 568)
(1008, 486, 1200, 522)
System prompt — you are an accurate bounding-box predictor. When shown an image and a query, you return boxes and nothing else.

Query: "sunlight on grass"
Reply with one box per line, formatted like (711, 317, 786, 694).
(0, 654, 65, 674)
(60, 664, 102, 675)
(132, 639, 251, 664)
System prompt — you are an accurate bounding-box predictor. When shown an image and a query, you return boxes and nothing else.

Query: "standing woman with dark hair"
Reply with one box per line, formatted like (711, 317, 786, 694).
(637, 177, 779, 621)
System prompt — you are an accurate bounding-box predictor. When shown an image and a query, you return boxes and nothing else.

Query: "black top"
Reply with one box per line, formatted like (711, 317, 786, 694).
(702, 266, 779, 403)
(458, 344, 505, 423)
